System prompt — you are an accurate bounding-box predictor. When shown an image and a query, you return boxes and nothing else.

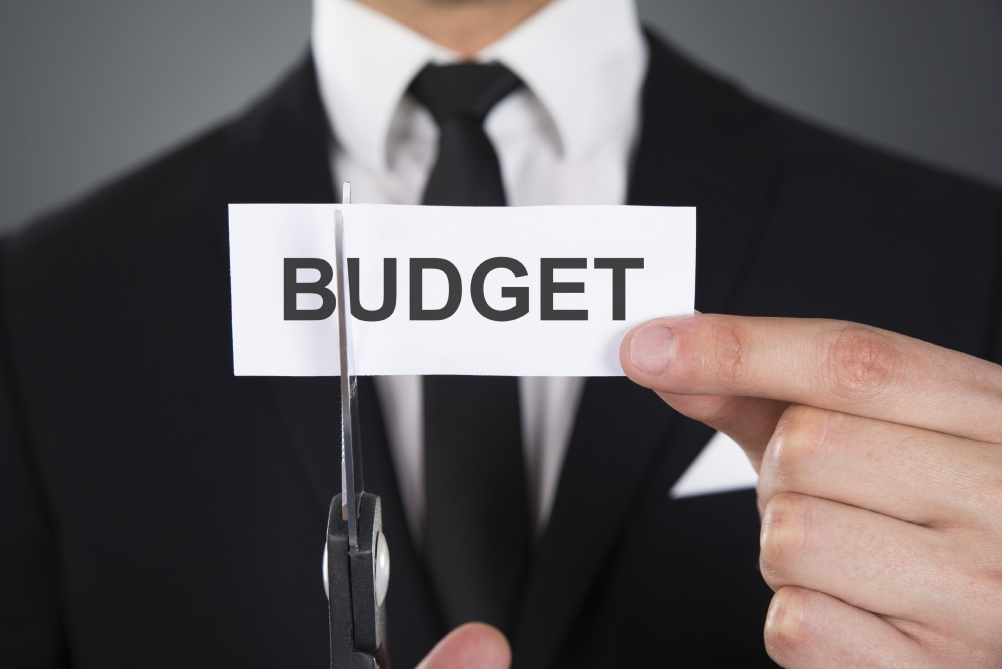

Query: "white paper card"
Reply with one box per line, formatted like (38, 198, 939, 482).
(229, 204, 694, 376)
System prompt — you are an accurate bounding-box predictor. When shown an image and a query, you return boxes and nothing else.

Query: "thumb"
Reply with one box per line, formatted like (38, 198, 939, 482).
(621, 320, 788, 471)
(414, 623, 511, 669)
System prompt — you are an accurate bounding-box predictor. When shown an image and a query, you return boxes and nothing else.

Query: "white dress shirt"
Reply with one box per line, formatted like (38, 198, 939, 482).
(311, 0, 648, 539)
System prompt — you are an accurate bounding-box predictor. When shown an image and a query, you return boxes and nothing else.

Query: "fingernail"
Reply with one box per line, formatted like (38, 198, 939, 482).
(629, 325, 676, 374)
(765, 588, 804, 648)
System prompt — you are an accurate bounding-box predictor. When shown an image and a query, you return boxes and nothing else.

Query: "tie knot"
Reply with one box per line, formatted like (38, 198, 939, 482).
(409, 62, 523, 125)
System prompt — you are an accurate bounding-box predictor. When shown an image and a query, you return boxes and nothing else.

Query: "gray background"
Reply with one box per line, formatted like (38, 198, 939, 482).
(2, 1, 1001, 233)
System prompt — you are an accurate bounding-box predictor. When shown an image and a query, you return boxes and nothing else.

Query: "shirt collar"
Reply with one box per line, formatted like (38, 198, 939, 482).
(312, 0, 647, 170)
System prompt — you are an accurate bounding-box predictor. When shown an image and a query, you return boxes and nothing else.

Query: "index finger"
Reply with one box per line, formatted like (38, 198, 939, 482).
(620, 314, 1002, 444)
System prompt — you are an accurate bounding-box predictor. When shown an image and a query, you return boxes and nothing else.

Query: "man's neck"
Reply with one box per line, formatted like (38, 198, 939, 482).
(356, 0, 552, 56)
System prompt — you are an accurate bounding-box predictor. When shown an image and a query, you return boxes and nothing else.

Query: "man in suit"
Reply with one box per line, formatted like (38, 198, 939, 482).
(2, 0, 1001, 667)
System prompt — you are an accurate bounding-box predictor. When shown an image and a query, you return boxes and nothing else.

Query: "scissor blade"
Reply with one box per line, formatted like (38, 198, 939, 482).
(335, 195, 360, 549)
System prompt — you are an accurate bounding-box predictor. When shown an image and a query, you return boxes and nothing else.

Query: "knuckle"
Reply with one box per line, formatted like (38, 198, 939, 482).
(766, 405, 835, 482)
(704, 320, 752, 388)
(824, 323, 898, 400)
(764, 587, 808, 664)
(759, 493, 808, 584)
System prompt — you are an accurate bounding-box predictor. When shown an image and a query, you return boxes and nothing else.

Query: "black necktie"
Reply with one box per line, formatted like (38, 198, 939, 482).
(409, 63, 530, 636)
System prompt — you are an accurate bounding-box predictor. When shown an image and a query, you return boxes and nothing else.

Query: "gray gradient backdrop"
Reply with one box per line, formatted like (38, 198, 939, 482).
(2, 1, 1000, 233)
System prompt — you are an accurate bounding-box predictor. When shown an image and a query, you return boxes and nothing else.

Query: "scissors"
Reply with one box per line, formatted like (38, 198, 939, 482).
(323, 183, 391, 669)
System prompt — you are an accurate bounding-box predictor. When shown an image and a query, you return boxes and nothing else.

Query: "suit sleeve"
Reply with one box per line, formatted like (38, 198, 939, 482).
(0, 239, 69, 667)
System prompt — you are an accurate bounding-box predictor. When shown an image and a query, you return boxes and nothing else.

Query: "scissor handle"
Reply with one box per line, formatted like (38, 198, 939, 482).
(326, 492, 391, 669)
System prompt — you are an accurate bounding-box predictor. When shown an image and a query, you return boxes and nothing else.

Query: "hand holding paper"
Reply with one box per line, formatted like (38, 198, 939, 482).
(621, 313, 1002, 668)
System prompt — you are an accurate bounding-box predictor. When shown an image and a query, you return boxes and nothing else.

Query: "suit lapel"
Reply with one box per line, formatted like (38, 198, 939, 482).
(209, 54, 340, 521)
(208, 55, 337, 261)
(628, 31, 785, 316)
(511, 33, 784, 668)
(511, 378, 677, 669)
(266, 377, 443, 666)
(356, 378, 446, 668)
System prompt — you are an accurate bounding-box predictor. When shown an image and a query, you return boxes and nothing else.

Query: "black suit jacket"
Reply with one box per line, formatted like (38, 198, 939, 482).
(2, 33, 1000, 668)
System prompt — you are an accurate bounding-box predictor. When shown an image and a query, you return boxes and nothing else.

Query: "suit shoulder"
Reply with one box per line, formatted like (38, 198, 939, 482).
(3, 54, 328, 270)
(752, 101, 1000, 215)
(643, 28, 1000, 216)
(5, 123, 230, 267)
